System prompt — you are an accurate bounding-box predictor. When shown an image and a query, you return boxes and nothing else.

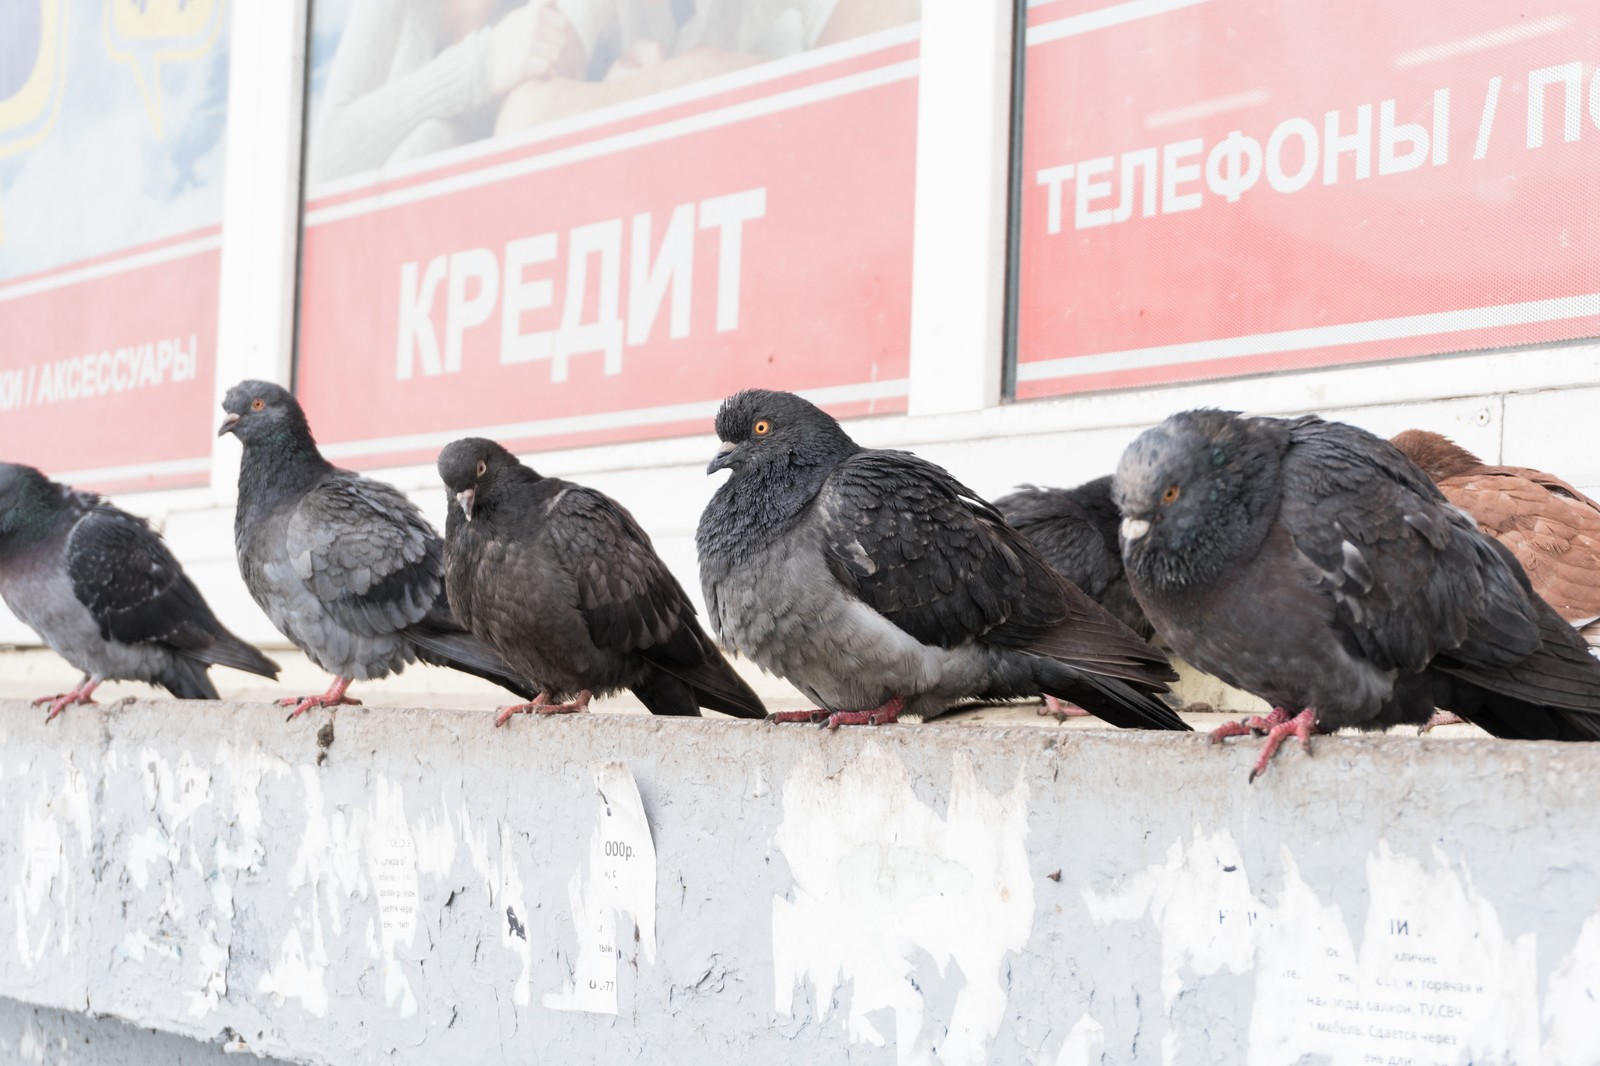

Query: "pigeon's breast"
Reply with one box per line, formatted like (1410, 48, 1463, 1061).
(708, 530, 992, 712)
(0, 534, 162, 681)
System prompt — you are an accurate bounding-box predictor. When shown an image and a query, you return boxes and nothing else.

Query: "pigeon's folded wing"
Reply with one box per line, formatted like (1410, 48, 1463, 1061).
(1279, 417, 1544, 677)
(551, 486, 702, 666)
(817, 451, 1028, 649)
(68, 508, 221, 651)
(1446, 468, 1600, 626)
(286, 476, 441, 638)
(997, 485, 1120, 602)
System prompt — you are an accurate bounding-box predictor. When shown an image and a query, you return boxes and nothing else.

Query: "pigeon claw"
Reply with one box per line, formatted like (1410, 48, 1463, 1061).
(1246, 709, 1318, 783)
(34, 679, 100, 723)
(1038, 695, 1090, 720)
(1209, 706, 1290, 744)
(278, 676, 362, 722)
(1418, 711, 1465, 734)
(823, 695, 906, 729)
(494, 691, 592, 726)
(768, 709, 829, 724)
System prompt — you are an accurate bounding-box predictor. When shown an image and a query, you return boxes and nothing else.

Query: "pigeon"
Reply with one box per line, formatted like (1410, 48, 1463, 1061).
(695, 389, 1187, 730)
(0, 463, 279, 720)
(995, 478, 1153, 639)
(1114, 409, 1600, 780)
(219, 381, 537, 718)
(436, 438, 766, 724)
(1391, 429, 1600, 647)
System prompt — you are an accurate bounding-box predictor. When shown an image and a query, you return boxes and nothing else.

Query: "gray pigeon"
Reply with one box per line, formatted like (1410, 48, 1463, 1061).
(219, 382, 536, 718)
(437, 438, 766, 723)
(1115, 409, 1600, 780)
(995, 478, 1152, 639)
(0, 463, 278, 720)
(695, 389, 1186, 729)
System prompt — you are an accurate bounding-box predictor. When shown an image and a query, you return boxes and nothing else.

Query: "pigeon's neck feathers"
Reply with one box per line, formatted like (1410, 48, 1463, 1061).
(0, 475, 83, 548)
(701, 439, 859, 554)
(237, 423, 334, 513)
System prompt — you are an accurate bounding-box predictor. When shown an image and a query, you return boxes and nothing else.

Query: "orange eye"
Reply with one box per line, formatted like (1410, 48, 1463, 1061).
(1161, 484, 1181, 504)
(250, 398, 265, 411)
(475, 460, 487, 478)
(753, 420, 771, 436)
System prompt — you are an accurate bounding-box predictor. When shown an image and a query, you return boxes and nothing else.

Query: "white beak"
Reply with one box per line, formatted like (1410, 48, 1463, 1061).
(456, 489, 475, 521)
(1121, 517, 1151, 542)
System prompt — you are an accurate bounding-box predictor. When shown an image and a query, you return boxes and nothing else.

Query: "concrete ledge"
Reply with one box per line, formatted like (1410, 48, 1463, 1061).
(2, 698, 1596, 1063)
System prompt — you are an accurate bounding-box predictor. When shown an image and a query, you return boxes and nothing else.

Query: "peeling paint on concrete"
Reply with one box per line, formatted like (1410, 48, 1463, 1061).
(771, 743, 1033, 1065)
(543, 761, 658, 1015)
(1, 703, 1599, 1064)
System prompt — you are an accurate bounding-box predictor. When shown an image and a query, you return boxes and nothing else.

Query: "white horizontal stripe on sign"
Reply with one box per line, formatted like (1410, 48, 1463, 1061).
(1144, 88, 1271, 130)
(1027, 0, 1213, 46)
(307, 22, 923, 202)
(1017, 293, 1600, 383)
(317, 378, 911, 462)
(1393, 15, 1573, 68)
(304, 61, 919, 228)
(0, 235, 222, 304)
(51, 455, 213, 486)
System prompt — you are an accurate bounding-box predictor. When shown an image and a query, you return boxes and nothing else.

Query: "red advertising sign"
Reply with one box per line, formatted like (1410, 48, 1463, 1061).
(1016, 0, 1600, 399)
(297, 19, 919, 468)
(0, 0, 231, 492)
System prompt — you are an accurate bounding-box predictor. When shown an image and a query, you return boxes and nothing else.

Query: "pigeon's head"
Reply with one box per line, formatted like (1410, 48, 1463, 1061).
(707, 389, 856, 477)
(0, 463, 61, 542)
(438, 437, 522, 522)
(1113, 409, 1282, 590)
(218, 380, 313, 446)
(1389, 429, 1481, 482)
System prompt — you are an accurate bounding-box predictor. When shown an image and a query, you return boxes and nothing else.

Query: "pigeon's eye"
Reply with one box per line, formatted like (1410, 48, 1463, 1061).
(250, 398, 265, 412)
(475, 460, 487, 478)
(1161, 484, 1181, 504)
(752, 420, 771, 437)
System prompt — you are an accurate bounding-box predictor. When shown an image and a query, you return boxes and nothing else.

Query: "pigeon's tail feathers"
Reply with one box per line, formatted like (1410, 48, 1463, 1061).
(629, 669, 702, 717)
(156, 656, 220, 700)
(1437, 602, 1600, 740)
(187, 631, 280, 679)
(643, 640, 768, 713)
(406, 626, 539, 701)
(1034, 658, 1191, 730)
(1024, 608, 1178, 693)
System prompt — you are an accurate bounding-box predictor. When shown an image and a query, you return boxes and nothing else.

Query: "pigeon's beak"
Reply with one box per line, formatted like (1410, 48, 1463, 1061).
(456, 489, 475, 522)
(1120, 517, 1151, 543)
(706, 440, 738, 475)
(216, 412, 241, 437)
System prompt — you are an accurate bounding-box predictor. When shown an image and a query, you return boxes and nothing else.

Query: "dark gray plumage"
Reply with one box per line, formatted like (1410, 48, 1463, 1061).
(0, 463, 278, 719)
(695, 389, 1186, 729)
(994, 478, 1152, 639)
(437, 438, 766, 723)
(219, 381, 536, 718)
(1115, 409, 1600, 778)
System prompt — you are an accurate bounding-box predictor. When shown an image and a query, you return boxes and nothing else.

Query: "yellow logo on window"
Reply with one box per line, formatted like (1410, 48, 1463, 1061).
(104, 0, 227, 139)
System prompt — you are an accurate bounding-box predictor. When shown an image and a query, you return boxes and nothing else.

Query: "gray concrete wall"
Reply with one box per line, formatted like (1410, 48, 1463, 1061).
(2, 697, 1598, 1065)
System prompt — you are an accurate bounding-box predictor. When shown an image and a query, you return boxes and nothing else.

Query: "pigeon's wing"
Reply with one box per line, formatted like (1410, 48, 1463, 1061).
(1440, 467, 1600, 628)
(996, 485, 1120, 600)
(285, 473, 441, 638)
(549, 485, 704, 666)
(817, 451, 1031, 649)
(1277, 418, 1594, 710)
(67, 507, 223, 653)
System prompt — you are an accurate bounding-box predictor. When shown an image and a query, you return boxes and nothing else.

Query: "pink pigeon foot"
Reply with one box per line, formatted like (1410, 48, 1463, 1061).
(279, 676, 362, 721)
(1038, 695, 1090, 720)
(1419, 711, 1465, 733)
(1247, 709, 1318, 783)
(494, 690, 592, 726)
(770, 695, 907, 728)
(1209, 706, 1291, 744)
(35, 677, 101, 723)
